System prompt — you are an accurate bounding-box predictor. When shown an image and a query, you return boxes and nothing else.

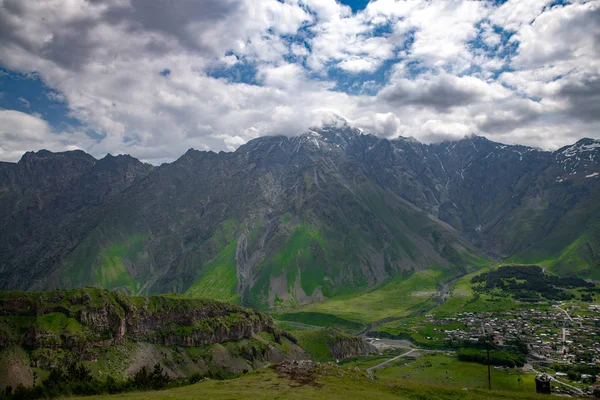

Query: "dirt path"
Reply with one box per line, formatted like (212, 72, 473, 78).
(366, 349, 416, 371)
(276, 320, 324, 330)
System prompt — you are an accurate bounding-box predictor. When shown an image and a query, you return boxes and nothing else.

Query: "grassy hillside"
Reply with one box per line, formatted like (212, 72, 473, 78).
(290, 328, 374, 362)
(0, 288, 304, 389)
(509, 193, 600, 280)
(290, 267, 487, 325)
(68, 362, 550, 400)
(348, 353, 535, 392)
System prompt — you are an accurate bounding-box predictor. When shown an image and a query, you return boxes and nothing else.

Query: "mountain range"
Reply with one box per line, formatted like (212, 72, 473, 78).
(1, 120, 599, 310)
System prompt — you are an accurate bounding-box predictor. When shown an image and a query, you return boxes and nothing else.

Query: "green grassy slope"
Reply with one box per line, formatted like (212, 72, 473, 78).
(507, 187, 600, 279)
(294, 269, 469, 324)
(375, 354, 535, 392)
(50, 160, 488, 311)
(70, 362, 550, 400)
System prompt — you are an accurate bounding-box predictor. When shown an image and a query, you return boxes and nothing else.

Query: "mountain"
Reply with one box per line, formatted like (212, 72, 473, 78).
(0, 122, 598, 309)
(0, 151, 154, 290)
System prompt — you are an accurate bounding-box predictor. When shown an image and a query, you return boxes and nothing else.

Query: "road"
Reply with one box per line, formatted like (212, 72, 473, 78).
(275, 320, 328, 330)
(367, 349, 417, 371)
(555, 304, 583, 328)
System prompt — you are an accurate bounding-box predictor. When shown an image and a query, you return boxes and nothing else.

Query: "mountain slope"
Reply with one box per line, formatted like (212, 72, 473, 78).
(0, 123, 598, 307)
(348, 133, 600, 276)
(37, 127, 484, 309)
(0, 151, 153, 290)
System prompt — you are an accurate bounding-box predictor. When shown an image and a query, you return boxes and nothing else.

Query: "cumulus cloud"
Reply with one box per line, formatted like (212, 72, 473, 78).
(0, 110, 92, 161)
(378, 73, 510, 111)
(0, 0, 598, 162)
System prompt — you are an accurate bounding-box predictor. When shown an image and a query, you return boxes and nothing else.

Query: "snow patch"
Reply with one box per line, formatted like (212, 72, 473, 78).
(586, 172, 599, 178)
(561, 141, 600, 158)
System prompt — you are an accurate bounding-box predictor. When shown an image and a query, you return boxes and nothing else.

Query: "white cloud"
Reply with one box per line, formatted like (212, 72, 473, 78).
(0, 0, 598, 163)
(399, 1, 490, 72)
(257, 63, 307, 89)
(352, 112, 401, 138)
(489, 0, 550, 32)
(511, 1, 599, 70)
(0, 110, 92, 161)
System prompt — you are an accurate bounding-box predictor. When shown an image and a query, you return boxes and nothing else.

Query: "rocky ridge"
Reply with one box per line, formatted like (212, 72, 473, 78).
(0, 123, 598, 308)
(0, 287, 288, 349)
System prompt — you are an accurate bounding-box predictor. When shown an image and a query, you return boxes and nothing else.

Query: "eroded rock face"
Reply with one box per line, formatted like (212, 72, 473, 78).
(0, 288, 283, 349)
(328, 336, 377, 360)
(0, 289, 311, 389)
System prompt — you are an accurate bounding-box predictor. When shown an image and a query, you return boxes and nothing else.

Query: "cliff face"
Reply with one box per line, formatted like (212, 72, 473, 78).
(0, 288, 306, 388)
(293, 328, 376, 362)
(328, 336, 377, 360)
(0, 288, 286, 349)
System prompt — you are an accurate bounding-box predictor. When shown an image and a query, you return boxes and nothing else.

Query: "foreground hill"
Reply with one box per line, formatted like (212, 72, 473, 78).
(0, 121, 598, 308)
(69, 360, 552, 400)
(0, 288, 307, 389)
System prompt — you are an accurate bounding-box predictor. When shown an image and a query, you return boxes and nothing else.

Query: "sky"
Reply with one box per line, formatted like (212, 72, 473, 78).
(0, 0, 598, 164)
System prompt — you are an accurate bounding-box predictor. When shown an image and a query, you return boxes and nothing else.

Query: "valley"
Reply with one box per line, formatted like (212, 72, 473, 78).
(1, 127, 599, 398)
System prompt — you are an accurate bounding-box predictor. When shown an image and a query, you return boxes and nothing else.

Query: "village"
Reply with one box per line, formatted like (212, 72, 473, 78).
(423, 304, 600, 365)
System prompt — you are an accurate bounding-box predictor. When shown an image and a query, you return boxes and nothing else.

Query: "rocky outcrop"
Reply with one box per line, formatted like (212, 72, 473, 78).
(328, 336, 376, 360)
(326, 331, 376, 360)
(0, 288, 286, 349)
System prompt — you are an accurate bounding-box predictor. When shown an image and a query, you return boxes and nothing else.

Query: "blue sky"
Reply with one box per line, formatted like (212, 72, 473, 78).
(0, 69, 82, 130)
(0, 0, 598, 163)
(339, 0, 371, 12)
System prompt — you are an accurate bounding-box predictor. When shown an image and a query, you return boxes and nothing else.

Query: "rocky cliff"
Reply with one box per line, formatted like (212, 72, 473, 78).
(0, 288, 306, 388)
(0, 287, 290, 349)
(327, 332, 377, 360)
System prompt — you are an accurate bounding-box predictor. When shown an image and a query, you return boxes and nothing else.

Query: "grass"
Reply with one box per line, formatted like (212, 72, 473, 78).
(297, 270, 443, 324)
(274, 312, 364, 333)
(35, 312, 85, 334)
(509, 197, 600, 280)
(252, 223, 328, 307)
(185, 241, 240, 303)
(374, 354, 536, 393)
(290, 329, 337, 362)
(545, 231, 600, 280)
(341, 349, 411, 369)
(61, 232, 146, 293)
(96, 234, 147, 292)
(433, 266, 523, 316)
(69, 363, 549, 400)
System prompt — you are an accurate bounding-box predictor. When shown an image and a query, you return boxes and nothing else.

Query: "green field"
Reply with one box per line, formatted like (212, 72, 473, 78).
(275, 311, 365, 332)
(296, 270, 444, 324)
(373, 354, 536, 392)
(70, 363, 548, 400)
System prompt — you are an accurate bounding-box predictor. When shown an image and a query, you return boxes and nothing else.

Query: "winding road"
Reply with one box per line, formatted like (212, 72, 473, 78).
(555, 304, 583, 328)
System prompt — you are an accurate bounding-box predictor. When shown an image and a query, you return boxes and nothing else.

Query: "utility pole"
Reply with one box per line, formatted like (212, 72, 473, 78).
(482, 322, 491, 390)
(486, 341, 491, 390)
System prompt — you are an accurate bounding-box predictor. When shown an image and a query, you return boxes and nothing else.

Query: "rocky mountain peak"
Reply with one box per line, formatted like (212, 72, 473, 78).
(556, 137, 600, 158)
(0, 128, 598, 307)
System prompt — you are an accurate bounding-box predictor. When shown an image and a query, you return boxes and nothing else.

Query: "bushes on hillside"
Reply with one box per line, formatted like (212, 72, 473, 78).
(0, 362, 197, 400)
(457, 348, 526, 367)
(471, 265, 600, 301)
